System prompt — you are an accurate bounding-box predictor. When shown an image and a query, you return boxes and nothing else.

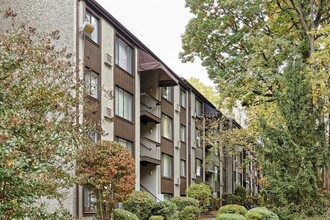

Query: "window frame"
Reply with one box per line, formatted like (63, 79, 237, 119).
(115, 86, 133, 121)
(162, 114, 173, 140)
(195, 99, 202, 116)
(85, 10, 99, 44)
(180, 160, 186, 177)
(196, 158, 202, 177)
(115, 136, 133, 153)
(162, 154, 173, 178)
(84, 69, 99, 99)
(115, 37, 134, 74)
(180, 89, 186, 108)
(180, 124, 186, 142)
(161, 86, 173, 103)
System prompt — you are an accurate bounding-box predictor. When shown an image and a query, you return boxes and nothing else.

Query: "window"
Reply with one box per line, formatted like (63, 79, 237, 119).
(85, 11, 98, 43)
(83, 187, 97, 213)
(234, 171, 237, 185)
(161, 87, 173, 102)
(195, 128, 201, 148)
(239, 173, 243, 186)
(115, 87, 133, 121)
(115, 38, 133, 74)
(240, 152, 243, 165)
(162, 114, 172, 140)
(195, 99, 202, 116)
(162, 154, 173, 178)
(115, 137, 133, 153)
(85, 69, 99, 99)
(90, 131, 98, 143)
(180, 125, 186, 142)
(180, 160, 186, 177)
(180, 90, 186, 108)
(196, 159, 202, 177)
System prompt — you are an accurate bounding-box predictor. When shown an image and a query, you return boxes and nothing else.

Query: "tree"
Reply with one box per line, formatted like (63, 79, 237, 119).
(187, 77, 220, 108)
(0, 11, 91, 219)
(181, 0, 330, 218)
(76, 141, 136, 219)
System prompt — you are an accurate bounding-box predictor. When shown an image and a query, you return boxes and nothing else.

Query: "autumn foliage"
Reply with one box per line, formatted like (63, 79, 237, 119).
(76, 141, 136, 219)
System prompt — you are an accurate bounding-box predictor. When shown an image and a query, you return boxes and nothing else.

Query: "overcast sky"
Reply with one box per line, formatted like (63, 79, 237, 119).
(96, 0, 214, 86)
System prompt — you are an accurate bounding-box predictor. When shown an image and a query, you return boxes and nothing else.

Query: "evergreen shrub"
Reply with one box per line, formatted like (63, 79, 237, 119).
(218, 204, 248, 216)
(113, 209, 139, 220)
(124, 191, 155, 220)
(171, 196, 199, 210)
(216, 213, 247, 220)
(179, 205, 200, 220)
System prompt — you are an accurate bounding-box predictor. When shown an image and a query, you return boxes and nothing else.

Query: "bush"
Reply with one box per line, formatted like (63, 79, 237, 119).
(216, 213, 247, 220)
(179, 205, 200, 220)
(234, 186, 247, 205)
(124, 191, 156, 220)
(186, 183, 212, 213)
(248, 207, 279, 220)
(171, 196, 199, 211)
(246, 211, 263, 220)
(113, 209, 139, 220)
(151, 201, 178, 220)
(218, 204, 248, 216)
(149, 216, 164, 220)
(222, 193, 240, 205)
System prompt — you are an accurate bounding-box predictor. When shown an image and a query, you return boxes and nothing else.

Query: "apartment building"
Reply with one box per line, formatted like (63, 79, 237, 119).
(1, 0, 258, 218)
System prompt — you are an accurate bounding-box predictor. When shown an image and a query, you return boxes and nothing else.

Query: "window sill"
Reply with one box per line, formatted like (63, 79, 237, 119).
(115, 115, 134, 125)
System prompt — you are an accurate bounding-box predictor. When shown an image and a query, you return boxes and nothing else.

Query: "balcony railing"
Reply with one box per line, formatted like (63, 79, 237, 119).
(140, 93, 161, 124)
(140, 137, 161, 165)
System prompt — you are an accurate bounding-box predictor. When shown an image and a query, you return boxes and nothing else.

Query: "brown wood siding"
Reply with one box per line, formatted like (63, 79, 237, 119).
(180, 108, 186, 125)
(180, 177, 187, 195)
(161, 99, 174, 118)
(114, 66, 134, 94)
(161, 137, 173, 155)
(161, 178, 174, 194)
(84, 39, 101, 73)
(180, 143, 186, 160)
(114, 117, 134, 142)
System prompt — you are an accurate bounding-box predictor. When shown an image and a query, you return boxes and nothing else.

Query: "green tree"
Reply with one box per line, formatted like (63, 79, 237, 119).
(0, 11, 91, 219)
(181, 0, 330, 218)
(187, 77, 220, 108)
(76, 141, 136, 219)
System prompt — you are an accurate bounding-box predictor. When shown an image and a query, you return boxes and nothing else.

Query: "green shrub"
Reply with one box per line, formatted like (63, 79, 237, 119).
(113, 209, 139, 220)
(218, 204, 248, 216)
(186, 183, 212, 213)
(151, 201, 177, 220)
(179, 205, 200, 220)
(149, 216, 164, 220)
(246, 211, 263, 220)
(222, 193, 240, 205)
(171, 196, 199, 211)
(124, 191, 155, 220)
(234, 186, 247, 205)
(216, 213, 247, 220)
(248, 207, 279, 220)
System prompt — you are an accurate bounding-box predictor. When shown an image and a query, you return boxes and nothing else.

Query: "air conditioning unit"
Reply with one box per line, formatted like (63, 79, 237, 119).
(175, 140, 181, 149)
(175, 178, 180, 185)
(104, 107, 112, 120)
(175, 104, 181, 112)
(104, 53, 113, 67)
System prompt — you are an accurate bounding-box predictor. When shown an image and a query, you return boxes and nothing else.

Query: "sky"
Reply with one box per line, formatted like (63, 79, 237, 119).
(96, 0, 214, 86)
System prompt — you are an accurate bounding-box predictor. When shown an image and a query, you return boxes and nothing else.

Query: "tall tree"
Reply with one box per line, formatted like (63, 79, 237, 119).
(0, 12, 91, 219)
(181, 0, 330, 218)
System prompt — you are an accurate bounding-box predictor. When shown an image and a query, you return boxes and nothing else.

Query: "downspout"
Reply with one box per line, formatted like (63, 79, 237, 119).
(75, 0, 82, 218)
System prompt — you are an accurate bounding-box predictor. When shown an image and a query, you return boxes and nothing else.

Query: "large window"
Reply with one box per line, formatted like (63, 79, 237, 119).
(85, 11, 99, 43)
(161, 87, 173, 102)
(195, 99, 202, 116)
(162, 154, 173, 178)
(180, 160, 186, 177)
(115, 137, 133, 153)
(162, 114, 172, 140)
(115, 38, 133, 74)
(180, 90, 186, 108)
(85, 69, 99, 99)
(83, 188, 97, 213)
(195, 128, 201, 148)
(115, 87, 133, 121)
(196, 159, 202, 177)
(180, 125, 186, 142)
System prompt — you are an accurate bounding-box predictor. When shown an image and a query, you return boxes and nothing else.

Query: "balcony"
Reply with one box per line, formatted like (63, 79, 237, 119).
(140, 137, 161, 165)
(140, 93, 161, 124)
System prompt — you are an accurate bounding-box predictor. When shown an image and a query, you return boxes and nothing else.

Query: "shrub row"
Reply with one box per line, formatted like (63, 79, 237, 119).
(217, 205, 279, 220)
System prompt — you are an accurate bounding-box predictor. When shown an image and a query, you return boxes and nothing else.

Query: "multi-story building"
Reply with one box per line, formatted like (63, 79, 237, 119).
(1, 0, 258, 218)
